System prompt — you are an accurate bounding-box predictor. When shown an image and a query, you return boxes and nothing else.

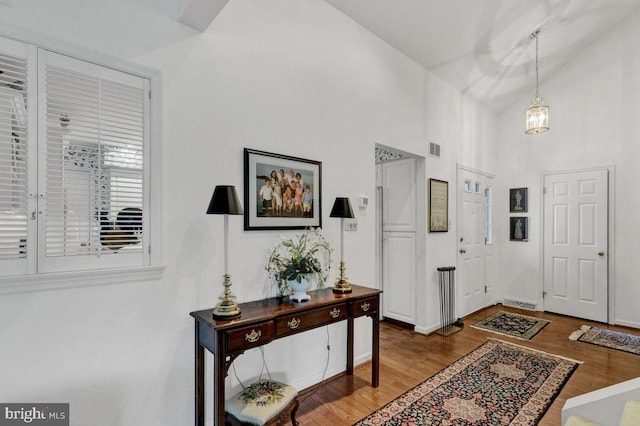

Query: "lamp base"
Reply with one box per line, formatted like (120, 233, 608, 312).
(212, 274, 241, 320)
(332, 261, 352, 293)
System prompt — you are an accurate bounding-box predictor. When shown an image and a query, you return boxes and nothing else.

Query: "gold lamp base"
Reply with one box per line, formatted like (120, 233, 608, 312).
(212, 274, 241, 319)
(332, 261, 352, 293)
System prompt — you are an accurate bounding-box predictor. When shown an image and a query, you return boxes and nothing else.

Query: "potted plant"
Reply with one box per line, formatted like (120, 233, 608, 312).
(265, 228, 332, 301)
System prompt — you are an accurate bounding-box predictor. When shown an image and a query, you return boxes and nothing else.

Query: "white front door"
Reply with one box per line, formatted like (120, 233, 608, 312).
(457, 167, 496, 317)
(543, 169, 608, 322)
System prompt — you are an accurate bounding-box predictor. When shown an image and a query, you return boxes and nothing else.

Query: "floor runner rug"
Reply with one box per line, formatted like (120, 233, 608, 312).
(471, 311, 550, 340)
(354, 338, 580, 426)
(569, 325, 640, 355)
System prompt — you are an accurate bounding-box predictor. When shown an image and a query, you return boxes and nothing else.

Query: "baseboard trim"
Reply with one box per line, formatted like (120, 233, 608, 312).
(414, 323, 441, 335)
(614, 319, 640, 329)
(382, 317, 415, 330)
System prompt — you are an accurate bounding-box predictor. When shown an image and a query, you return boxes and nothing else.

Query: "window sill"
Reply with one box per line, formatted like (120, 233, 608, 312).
(0, 265, 166, 294)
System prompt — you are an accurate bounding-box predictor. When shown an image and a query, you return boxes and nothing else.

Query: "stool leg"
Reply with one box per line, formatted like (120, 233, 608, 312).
(291, 399, 300, 426)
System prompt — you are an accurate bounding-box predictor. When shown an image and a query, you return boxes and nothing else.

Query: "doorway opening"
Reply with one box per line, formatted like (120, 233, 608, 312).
(375, 145, 426, 326)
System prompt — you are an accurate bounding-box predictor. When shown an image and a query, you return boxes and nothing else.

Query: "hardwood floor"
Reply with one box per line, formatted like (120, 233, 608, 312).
(295, 304, 640, 425)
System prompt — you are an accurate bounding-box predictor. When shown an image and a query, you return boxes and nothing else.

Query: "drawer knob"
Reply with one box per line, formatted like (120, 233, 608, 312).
(361, 302, 371, 312)
(287, 317, 300, 329)
(329, 308, 340, 318)
(245, 330, 262, 343)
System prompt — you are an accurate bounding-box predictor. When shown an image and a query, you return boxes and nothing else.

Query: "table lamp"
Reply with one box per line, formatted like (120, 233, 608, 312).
(206, 185, 243, 319)
(330, 197, 355, 293)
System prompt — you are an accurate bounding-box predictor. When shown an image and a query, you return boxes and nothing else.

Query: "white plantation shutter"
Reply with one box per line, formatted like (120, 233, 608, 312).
(0, 40, 31, 276)
(0, 37, 155, 280)
(38, 50, 148, 273)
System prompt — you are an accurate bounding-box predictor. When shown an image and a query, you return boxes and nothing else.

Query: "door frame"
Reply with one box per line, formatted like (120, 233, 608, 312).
(540, 165, 616, 324)
(456, 164, 496, 317)
(375, 150, 426, 327)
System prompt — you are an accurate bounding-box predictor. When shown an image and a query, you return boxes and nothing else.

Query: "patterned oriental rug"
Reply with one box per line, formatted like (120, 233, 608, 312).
(471, 311, 550, 340)
(570, 325, 640, 355)
(354, 339, 580, 426)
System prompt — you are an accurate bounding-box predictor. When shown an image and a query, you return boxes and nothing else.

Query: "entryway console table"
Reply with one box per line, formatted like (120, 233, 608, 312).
(190, 284, 381, 426)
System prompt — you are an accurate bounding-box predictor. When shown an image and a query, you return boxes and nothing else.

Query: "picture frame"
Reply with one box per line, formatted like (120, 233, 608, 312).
(509, 187, 528, 213)
(428, 178, 448, 232)
(244, 148, 322, 231)
(510, 217, 528, 241)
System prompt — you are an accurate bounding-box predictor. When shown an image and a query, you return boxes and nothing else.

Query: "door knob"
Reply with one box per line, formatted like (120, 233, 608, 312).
(598, 251, 605, 256)
(459, 248, 466, 254)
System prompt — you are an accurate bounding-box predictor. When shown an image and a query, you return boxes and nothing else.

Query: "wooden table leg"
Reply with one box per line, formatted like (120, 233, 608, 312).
(195, 321, 204, 426)
(214, 332, 226, 426)
(347, 316, 354, 375)
(372, 313, 379, 387)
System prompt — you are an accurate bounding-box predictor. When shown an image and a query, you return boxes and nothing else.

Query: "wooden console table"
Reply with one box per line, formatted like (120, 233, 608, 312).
(190, 284, 381, 426)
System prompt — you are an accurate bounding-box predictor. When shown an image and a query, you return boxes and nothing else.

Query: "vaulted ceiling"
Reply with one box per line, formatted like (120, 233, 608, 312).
(324, 0, 640, 113)
(123, 0, 640, 113)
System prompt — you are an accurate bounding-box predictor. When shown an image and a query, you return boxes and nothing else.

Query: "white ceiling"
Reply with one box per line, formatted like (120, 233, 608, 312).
(323, 0, 640, 112)
(122, 0, 640, 113)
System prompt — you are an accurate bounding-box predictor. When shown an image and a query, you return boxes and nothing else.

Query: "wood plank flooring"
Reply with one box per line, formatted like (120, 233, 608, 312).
(295, 304, 640, 425)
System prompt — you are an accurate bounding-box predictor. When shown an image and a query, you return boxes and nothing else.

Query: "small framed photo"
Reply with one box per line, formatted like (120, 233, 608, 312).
(509, 187, 528, 213)
(510, 217, 528, 241)
(244, 148, 322, 231)
(428, 178, 448, 232)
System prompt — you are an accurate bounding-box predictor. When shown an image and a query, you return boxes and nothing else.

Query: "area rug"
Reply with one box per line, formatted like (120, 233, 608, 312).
(569, 325, 640, 355)
(471, 311, 550, 340)
(354, 338, 580, 426)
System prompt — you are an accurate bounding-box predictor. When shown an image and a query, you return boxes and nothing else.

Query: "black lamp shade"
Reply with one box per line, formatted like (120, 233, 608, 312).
(206, 185, 244, 215)
(330, 197, 355, 218)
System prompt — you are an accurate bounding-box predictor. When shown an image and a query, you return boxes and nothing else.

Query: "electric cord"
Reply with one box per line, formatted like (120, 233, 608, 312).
(232, 346, 272, 390)
(298, 325, 331, 405)
(230, 327, 332, 404)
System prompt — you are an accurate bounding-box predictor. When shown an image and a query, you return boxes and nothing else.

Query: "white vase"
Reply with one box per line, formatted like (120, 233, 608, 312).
(289, 277, 311, 302)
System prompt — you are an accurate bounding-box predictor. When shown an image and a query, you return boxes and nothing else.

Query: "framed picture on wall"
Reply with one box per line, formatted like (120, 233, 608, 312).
(429, 178, 448, 232)
(244, 148, 322, 230)
(509, 187, 528, 212)
(510, 217, 528, 241)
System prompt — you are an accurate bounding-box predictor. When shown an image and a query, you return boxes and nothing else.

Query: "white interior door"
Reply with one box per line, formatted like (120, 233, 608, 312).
(382, 232, 416, 324)
(381, 158, 416, 324)
(543, 169, 608, 322)
(457, 167, 495, 317)
(382, 159, 416, 232)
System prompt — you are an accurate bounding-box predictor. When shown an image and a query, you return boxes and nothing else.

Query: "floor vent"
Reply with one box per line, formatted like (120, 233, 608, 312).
(502, 299, 537, 311)
(429, 142, 441, 158)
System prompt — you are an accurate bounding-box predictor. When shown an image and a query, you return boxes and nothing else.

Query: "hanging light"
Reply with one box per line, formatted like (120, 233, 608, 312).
(525, 30, 549, 134)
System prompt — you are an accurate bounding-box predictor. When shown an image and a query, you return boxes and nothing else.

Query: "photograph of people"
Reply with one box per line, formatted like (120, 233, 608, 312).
(258, 178, 273, 215)
(255, 163, 314, 218)
(302, 184, 313, 217)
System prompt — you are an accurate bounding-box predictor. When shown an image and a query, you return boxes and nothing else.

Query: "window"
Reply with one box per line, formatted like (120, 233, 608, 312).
(0, 37, 155, 279)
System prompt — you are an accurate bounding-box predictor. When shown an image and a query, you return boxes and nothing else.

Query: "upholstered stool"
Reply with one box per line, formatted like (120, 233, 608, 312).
(225, 380, 299, 426)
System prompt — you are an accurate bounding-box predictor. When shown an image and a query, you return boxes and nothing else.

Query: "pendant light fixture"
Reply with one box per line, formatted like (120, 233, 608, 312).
(525, 30, 549, 134)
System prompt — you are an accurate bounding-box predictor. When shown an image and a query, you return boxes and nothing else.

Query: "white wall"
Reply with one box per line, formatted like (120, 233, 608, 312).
(417, 73, 499, 333)
(497, 9, 640, 327)
(0, 1, 502, 424)
(0, 1, 429, 425)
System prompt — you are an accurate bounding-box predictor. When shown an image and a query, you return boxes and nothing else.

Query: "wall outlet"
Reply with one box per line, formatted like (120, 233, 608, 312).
(345, 218, 358, 231)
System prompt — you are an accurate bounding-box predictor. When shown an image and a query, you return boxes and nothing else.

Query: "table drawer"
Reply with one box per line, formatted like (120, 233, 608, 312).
(352, 296, 379, 317)
(226, 321, 275, 353)
(276, 303, 348, 337)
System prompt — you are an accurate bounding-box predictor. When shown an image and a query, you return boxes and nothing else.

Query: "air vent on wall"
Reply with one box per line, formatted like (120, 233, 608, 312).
(429, 142, 441, 158)
(502, 299, 537, 311)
